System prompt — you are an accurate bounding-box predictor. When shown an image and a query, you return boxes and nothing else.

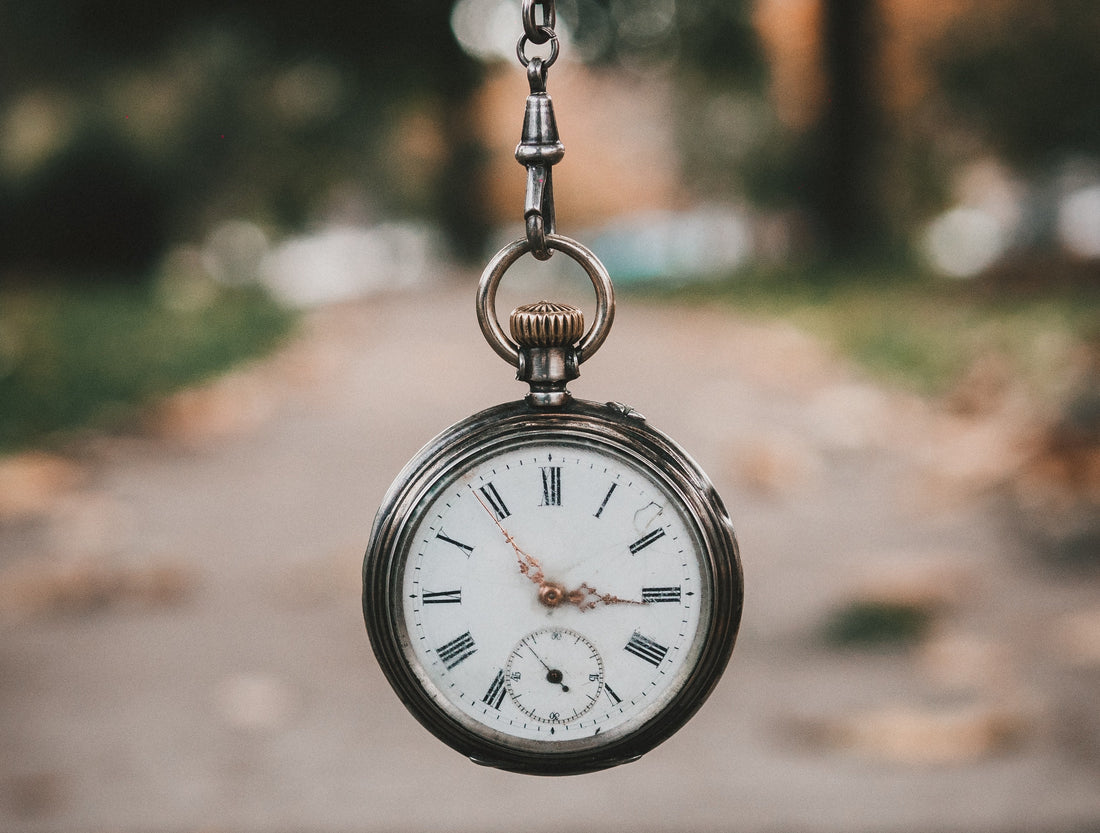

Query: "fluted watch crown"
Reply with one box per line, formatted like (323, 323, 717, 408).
(510, 300, 584, 349)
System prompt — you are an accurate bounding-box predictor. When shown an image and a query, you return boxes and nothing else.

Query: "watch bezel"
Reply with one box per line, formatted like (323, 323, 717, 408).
(363, 398, 742, 775)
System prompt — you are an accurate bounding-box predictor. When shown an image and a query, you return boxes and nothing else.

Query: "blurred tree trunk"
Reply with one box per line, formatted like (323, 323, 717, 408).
(811, 0, 890, 261)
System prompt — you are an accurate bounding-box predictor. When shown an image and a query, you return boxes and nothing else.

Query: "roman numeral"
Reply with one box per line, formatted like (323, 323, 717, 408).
(482, 669, 507, 710)
(478, 483, 510, 520)
(642, 586, 681, 604)
(603, 683, 623, 705)
(435, 531, 474, 556)
(594, 482, 617, 518)
(540, 467, 561, 506)
(629, 527, 666, 555)
(436, 631, 477, 670)
(624, 631, 669, 667)
(422, 589, 462, 605)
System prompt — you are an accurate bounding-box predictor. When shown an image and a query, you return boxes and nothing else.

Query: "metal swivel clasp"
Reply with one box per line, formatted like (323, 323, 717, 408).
(515, 60, 564, 261)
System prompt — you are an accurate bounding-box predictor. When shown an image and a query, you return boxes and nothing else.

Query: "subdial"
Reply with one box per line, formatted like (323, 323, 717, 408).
(505, 627, 604, 725)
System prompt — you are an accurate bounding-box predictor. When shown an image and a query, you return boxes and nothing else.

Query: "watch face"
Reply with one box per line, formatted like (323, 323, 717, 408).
(364, 402, 741, 774)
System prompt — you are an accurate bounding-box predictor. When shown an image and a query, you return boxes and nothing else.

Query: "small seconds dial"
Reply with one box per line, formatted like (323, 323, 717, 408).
(506, 627, 604, 724)
(400, 439, 709, 745)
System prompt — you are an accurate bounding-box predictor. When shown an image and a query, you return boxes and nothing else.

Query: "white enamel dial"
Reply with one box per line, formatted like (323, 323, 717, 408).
(398, 440, 709, 745)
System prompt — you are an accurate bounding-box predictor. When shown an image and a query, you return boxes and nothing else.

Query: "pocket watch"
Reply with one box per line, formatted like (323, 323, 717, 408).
(363, 4, 740, 774)
(363, 235, 743, 775)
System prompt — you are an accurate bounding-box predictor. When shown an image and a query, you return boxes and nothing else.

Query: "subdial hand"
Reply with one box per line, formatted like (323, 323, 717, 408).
(545, 668, 569, 692)
(525, 643, 569, 692)
(473, 490, 545, 585)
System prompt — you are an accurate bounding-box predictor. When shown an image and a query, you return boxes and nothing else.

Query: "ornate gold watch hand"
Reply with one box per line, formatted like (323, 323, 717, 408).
(564, 582, 645, 612)
(473, 490, 545, 585)
(473, 490, 644, 611)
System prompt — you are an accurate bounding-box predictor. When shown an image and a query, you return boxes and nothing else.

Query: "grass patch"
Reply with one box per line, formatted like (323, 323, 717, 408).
(0, 283, 296, 452)
(639, 266, 1099, 398)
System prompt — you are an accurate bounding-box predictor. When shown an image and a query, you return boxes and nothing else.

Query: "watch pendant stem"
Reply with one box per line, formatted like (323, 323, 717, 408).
(510, 301, 583, 408)
(516, 64, 564, 262)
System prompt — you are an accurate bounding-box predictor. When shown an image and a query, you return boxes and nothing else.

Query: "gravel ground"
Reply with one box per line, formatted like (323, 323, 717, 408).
(1, 284, 1098, 832)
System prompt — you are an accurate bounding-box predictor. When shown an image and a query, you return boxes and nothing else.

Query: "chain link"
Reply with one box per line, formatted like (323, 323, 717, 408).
(516, 0, 558, 72)
(521, 0, 556, 45)
(516, 33, 559, 75)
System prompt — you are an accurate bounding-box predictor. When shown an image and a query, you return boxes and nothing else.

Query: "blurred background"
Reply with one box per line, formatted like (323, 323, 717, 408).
(3, 0, 1100, 287)
(0, 1, 1098, 831)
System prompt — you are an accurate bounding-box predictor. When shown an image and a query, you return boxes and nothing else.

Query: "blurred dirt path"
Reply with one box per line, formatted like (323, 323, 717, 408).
(1, 284, 1098, 832)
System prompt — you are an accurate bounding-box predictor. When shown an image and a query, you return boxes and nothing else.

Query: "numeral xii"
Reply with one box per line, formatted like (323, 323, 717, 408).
(540, 467, 561, 506)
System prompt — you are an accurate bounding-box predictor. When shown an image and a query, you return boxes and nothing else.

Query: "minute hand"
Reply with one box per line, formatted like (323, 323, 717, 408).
(473, 490, 545, 585)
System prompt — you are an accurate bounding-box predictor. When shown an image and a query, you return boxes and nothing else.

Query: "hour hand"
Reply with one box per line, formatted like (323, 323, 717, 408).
(564, 582, 643, 611)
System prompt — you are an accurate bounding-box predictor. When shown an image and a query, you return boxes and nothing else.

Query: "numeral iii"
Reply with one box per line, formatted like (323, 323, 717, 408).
(641, 586, 681, 603)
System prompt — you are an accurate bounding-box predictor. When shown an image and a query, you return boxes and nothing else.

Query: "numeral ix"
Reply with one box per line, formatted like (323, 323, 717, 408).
(422, 589, 462, 605)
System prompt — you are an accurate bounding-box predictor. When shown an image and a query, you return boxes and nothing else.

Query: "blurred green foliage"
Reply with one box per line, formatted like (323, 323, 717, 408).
(643, 267, 1100, 398)
(2, 0, 1098, 279)
(0, 0, 485, 282)
(0, 284, 295, 451)
(935, 0, 1100, 173)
